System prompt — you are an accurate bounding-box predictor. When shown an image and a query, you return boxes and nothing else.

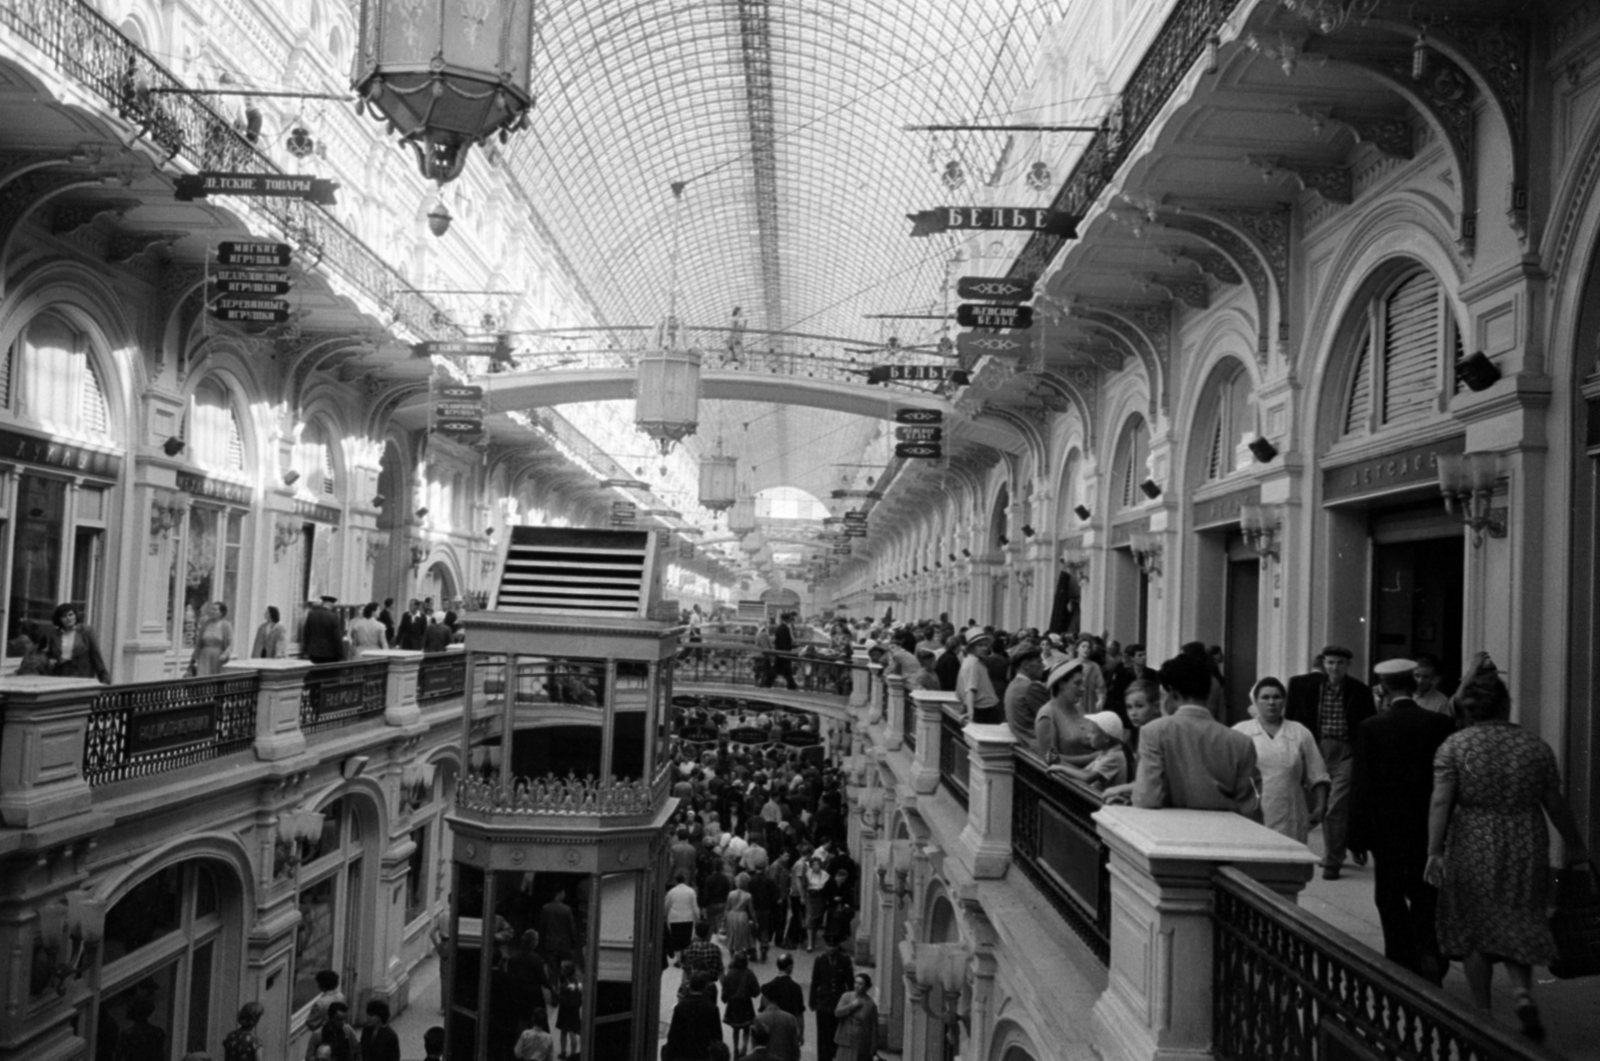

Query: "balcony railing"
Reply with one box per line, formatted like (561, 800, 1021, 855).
(83, 672, 260, 787)
(417, 653, 467, 704)
(670, 645, 867, 707)
(938, 707, 969, 809)
(0, 0, 457, 341)
(454, 772, 662, 820)
(1212, 866, 1558, 1061)
(299, 660, 390, 733)
(1011, 746, 1111, 963)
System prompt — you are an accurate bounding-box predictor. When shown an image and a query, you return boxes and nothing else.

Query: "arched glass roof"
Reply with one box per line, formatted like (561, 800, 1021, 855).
(503, 0, 1067, 500)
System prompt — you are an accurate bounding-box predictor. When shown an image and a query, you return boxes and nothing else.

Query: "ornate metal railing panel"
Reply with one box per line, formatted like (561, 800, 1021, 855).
(938, 707, 969, 809)
(417, 652, 467, 704)
(83, 672, 260, 786)
(0, 0, 457, 340)
(669, 645, 862, 707)
(1212, 866, 1560, 1061)
(299, 660, 389, 733)
(1011, 747, 1110, 963)
(455, 772, 659, 818)
(1000, 0, 1243, 288)
(901, 689, 917, 754)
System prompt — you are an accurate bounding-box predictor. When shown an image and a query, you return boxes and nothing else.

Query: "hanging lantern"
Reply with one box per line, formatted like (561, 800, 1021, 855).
(634, 344, 701, 454)
(699, 452, 738, 513)
(728, 491, 757, 536)
(351, 0, 536, 184)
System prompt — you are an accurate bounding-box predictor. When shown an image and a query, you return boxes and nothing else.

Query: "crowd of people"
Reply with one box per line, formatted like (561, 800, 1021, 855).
(849, 614, 1589, 1043)
(659, 710, 873, 1061)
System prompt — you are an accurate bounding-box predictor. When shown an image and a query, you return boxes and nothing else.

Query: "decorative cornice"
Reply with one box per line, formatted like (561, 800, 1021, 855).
(1244, 155, 1352, 205)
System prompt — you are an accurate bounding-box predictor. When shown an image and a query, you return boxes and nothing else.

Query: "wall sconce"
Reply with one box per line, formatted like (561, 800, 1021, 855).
(1073, 504, 1091, 521)
(961, 548, 972, 558)
(998, 534, 1010, 547)
(1455, 351, 1502, 392)
(914, 942, 973, 1036)
(875, 838, 915, 907)
(1238, 503, 1284, 561)
(34, 890, 107, 996)
(469, 743, 504, 778)
(371, 494, 386, 508)
(1437, 452, 1507, 546)
(1061, 547, 1090, 585)
(1021, 524, 1036, 538)
(934, 560, 942, 569)
(400, 761, 437, 814)
(282, 469, 301, 487)
(858, 787, 886, 829)
(149, 490, 192, 539)
(1128, 531, 1163, 578)
(948, 553, 957, 562)
(1247, 436, 1279, 463)
(410, 545, 427, 568)
(273, 808, 327, 877)
(1138, 478, 1162, 500)
(161, 436, 185, 457)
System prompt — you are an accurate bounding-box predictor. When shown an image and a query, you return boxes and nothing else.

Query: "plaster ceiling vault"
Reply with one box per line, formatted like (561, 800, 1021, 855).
(500, 0, 1069, 500)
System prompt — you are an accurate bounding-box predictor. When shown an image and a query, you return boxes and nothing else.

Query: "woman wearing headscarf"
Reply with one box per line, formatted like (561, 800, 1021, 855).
(1232, 676, 1328, 842)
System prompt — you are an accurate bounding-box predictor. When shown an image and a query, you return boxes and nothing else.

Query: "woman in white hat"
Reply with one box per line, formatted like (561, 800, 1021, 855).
(1046, 711, 1129, 790)
(1033, 658, 1100, 766)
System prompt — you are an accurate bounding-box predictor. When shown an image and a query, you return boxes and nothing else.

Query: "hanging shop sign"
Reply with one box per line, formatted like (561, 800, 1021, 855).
(176, 172, 340, 205)
(217, 241, 293, 267)
(829, 489, 884, 500)
(894, 425, 942, 443)
(895, 441, 943, 459)
(832, 544, 854, 555)
(843, 525, 867, 538)
(212, 270, 293, 295)
(211, 296, 290, 323)
(843, 511, 867, 523)
(414, 339, 501, 359)
(866, 365, 970, 385)
(907, 207, 1079, 238)
(1322, 436, 1466, 504)
(957, 332, 1028, 358)
(611, 501, 638, 526)
(957, 277, 1034, 302)
(957, 304, 1033, 330)
(431, 379, 485, 443)
(893, 408, 942, 425)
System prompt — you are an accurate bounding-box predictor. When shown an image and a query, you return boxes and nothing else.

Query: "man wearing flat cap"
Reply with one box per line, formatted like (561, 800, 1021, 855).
(302, 595, 347, 665)
(1286, 644, 1375, 879)
(1348, 658, 1456, 983)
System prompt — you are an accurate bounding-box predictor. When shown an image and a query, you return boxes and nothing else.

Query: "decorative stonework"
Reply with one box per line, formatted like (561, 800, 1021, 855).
(1139, 272, 1210, 309)
(1157, 213, 1273, 360)
(1245, 155, 1352, 205)
(456, 773, 656, 817)
(1165, 245, 1241, 286)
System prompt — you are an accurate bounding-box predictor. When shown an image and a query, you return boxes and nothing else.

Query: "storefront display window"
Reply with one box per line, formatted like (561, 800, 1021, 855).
(291, 796, 369, 1014)
(7, 473, 66, 649)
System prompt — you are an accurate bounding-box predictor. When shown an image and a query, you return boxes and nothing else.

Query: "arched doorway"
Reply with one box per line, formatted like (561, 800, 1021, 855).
(425, 560, 458, 612)
(988, 485, 1010, 622)
(923, 893, 962, 1061)
(291, 793, 382, 1017)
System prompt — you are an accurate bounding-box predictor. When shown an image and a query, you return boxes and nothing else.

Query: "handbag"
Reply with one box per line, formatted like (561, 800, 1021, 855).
(1549, 861, 1600, 978)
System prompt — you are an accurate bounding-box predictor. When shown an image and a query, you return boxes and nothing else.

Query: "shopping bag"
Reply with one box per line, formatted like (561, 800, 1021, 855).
(1549, 861, 1600, 978)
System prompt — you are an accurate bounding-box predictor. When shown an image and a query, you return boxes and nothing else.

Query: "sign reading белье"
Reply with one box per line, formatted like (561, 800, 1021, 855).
(176, 172, 340, 206)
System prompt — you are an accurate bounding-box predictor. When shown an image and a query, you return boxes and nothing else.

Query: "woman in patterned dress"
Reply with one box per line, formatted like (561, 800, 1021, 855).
(1425, 670, 1589, 1043)
(220, 1001, 264, 1061)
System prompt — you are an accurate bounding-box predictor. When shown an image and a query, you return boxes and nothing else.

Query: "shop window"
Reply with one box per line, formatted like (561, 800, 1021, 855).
(292, 797, 369, 1013)
(406, 824, 429, 923)
(85, 861, 227, 1059)
(1342, 270, 1451, 437)
(173, 505, 244, 650)
(1111, 415, 1149, 513)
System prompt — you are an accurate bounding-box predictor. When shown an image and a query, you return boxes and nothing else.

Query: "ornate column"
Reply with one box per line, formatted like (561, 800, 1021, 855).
(0, 677, 104, 827)
(362, 648, 424, 727)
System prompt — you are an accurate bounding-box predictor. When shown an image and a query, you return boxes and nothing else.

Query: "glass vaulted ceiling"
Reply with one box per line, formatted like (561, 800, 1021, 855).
(504, 0, 1068, 497)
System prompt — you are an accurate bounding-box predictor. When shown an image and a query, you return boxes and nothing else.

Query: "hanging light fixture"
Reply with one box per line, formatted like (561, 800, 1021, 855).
(699, 441, 738, 513)
(728, 489, 757, 536)
(351, 0, 536, 184)
(634, 183, 701, 453)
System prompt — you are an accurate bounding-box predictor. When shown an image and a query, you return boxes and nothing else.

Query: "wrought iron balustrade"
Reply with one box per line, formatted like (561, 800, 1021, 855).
(1212, 866, 1559, 1061)
(1011, 746, 1111, 963)
(938, 707, 969, 808)
(901, 689, 917, 753)
(0, 0, 457, 341)
(299, 660, 388, 733)
(416, 652, 467, 704)
(83, 672, 260, 786)
(669, 644, 863, 706)
(455, 771, 662, 819)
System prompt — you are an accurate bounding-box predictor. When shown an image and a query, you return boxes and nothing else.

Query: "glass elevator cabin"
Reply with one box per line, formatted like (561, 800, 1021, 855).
(445, 527, 678, 1061)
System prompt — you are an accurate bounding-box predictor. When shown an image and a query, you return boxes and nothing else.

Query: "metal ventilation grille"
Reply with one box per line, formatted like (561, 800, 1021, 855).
(494, 526, 652, 617)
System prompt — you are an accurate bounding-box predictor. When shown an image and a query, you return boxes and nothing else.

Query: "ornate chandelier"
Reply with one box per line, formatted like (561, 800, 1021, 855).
(699, 440, 738, 513)
(351, 0, 536, 183)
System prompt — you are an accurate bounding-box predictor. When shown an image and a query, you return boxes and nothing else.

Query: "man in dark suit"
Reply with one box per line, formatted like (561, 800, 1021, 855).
(396, 598, 426, 651)
(808, 936, 854, 1061)
(1286, 644, 1376, 879)
(301, 595, 346, 664)
(376, 597, 397, 647)
(760, 952, 806, 1031)
(1132, 654, 1261, 819)
(1349, 658, 1457, 983)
